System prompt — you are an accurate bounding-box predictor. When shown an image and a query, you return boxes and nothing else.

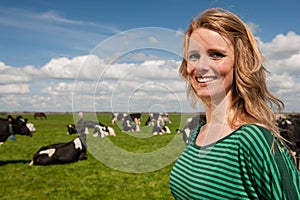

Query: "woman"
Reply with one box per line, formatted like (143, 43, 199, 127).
(169, 8, 300, 199)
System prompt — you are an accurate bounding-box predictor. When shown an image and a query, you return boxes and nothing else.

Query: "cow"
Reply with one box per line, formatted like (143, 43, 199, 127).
(26, 123, 36, 133)
(177, 114, 206, 144)
(67, 121, 115, 138)
(122, 114, 141, 132)
(29, 136, 87, 166)
(276, 116, 300, 170)
(112, 112, 141, 125)
(34, 112, 47, 120)
(152, 114, 171, 135)
(145, 113, 171, 126)
(0, 115, 32, 145)
(93, 125, 116, 137)
(111, 113, 127, 125)
(66, 124, 82, 135)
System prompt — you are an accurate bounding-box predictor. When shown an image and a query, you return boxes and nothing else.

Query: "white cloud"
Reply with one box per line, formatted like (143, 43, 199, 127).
(0, 30, 300, 112)
(0, 84, 30, 94)
(262, 31, 300, 60)
(0, 62, 32, 84)
(246, 22, 261, 34)
(148, 36, 158, 43)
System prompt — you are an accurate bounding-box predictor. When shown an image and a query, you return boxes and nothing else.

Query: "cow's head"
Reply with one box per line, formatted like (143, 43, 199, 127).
(9, 115, 32, 137)
(66, 124, 77, 134)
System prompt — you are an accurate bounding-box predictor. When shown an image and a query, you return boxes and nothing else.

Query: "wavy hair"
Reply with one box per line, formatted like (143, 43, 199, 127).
(179, 8, 285, 143)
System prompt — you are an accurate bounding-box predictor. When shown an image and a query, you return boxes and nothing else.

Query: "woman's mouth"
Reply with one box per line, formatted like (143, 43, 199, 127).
(195, 76, 216, 83)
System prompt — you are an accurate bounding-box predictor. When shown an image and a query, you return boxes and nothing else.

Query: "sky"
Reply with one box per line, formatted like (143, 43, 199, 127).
(0, 0, 300, 113)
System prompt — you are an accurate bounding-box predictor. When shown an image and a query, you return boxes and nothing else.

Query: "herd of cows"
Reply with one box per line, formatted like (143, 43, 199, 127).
(0, 112, 299, 170)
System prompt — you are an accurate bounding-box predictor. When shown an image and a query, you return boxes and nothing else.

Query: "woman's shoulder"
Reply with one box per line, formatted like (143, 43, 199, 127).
(234, 123, 275, 153)
(236, 123, 273, 141)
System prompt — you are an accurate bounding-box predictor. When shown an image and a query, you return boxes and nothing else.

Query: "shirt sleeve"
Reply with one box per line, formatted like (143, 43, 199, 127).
(238, 124, 300, 200)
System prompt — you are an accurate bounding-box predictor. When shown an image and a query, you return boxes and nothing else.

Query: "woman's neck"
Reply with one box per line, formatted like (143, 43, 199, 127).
(203, 90, 232, 126)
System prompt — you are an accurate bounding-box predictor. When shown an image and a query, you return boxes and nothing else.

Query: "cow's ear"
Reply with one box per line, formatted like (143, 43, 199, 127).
(25, 118, 28, 123)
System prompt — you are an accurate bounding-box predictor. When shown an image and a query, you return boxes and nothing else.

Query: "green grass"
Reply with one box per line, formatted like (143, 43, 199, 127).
(0, 113, 196, 200)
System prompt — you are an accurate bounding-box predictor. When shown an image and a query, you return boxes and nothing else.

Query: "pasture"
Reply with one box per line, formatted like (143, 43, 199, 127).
(0, 113, 195, 200)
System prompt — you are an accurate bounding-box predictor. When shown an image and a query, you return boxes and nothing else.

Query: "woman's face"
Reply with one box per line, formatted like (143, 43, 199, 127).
(186, 28, 235, 102)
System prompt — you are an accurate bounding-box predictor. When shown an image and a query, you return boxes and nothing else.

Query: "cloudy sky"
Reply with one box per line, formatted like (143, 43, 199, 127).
(0, 0, 299, 113)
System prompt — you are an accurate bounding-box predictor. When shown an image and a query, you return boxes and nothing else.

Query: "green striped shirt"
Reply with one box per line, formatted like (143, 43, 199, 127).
(169, 124, 300, 199)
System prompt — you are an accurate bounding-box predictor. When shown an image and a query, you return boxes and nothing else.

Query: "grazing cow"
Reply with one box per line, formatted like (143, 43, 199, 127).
(122, 114, 141, 132)
(276, 116, 300, 169)
(34, 112, 47, 120)
(145, 113, 171, 126)
(0, 115, 32, 145)
(29, 137, 87, 166)
(177, 114, 206, 144)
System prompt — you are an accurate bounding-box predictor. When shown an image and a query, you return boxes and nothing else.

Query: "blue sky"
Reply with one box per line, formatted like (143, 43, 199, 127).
(0, 0, 300, 113)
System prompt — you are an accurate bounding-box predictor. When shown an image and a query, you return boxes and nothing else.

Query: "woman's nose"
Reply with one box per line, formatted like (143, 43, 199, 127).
(192, 54, 213, 71)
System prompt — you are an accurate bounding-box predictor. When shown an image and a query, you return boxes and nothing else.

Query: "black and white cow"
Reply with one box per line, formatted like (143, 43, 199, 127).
(26, 123, 36, 133)
(111, 113, 127, 125)
(145, 113, 171, 126)
(122, 114, 141, 132)
(0, 115, 32, 145)
(93, 124, 116, 137)
(66, 124, 79, 135)
(29, 137, 87, 166)
(177, 114, 206, 144)
(276, 116, 300, 169)
(67, 121, 115, 137)
(152, 114, 171, 135)
(67, 124, 89, 135)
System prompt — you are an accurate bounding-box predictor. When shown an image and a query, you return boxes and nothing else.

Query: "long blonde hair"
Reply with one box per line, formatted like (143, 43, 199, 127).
(179, 8, 284, 141)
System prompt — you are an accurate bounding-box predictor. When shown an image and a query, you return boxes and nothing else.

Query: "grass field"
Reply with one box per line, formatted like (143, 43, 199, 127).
(0, 113, 196, 200)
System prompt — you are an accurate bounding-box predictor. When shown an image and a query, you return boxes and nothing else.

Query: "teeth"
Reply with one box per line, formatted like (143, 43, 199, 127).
(196, 77, 215, 83)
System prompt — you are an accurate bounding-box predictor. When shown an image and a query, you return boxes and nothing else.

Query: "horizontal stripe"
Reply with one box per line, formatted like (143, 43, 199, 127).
(170, 124, 300, 200)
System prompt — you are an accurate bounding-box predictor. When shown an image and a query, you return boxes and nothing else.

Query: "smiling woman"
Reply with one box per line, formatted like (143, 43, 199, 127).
(170, 8, 300, 200)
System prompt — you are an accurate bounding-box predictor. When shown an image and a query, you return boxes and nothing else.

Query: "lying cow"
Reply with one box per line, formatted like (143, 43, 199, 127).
(0, 115, 32, 145)
(26, 123, 36, 133)
(67, 122, 115, 138)
(122, 114, 140, 132)
(66, 124, 89, 135)
(29, 137, 87, 166)
(112, 112, 141, 125)
(152, 114, 171, 135)
(145, 113, 171, 126)
(93, 125, 116, 137)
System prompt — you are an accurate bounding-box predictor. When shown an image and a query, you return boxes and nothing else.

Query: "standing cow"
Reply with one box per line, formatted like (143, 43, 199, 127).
(0, 115, 32, 145)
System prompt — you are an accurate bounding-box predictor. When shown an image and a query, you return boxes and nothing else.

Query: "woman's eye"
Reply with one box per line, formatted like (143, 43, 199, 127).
(210, 52, 225, 59)
(188, 53, 200, 61)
